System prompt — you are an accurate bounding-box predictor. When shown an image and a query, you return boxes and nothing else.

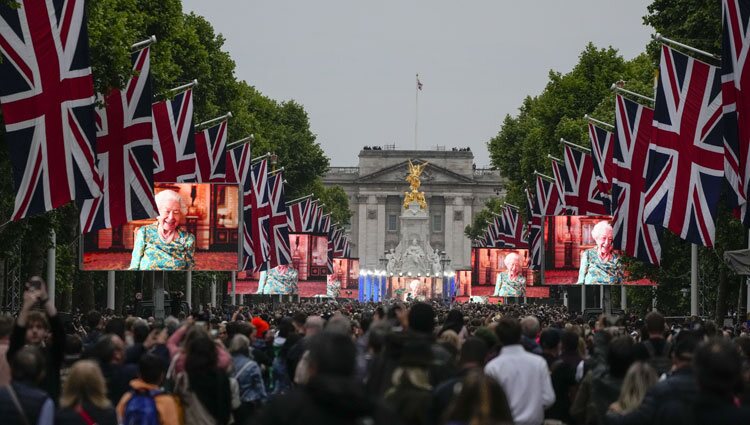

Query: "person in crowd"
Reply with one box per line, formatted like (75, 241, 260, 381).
(229, 334, 267, 422)
(441, 370, 514, 425)
(82, 310, 104, 350)
(606, 329, 700, 425)
(494, 252, 527, 299)
(117, 354, 181, 425)
(60, 334, 83, 388)
(88, 333, 138, 405)
(166, 320, 232, 380)
(438, 309, 469, 342)
(124, 318, 150, 365)
(608, 362, 659, 414)
(431, 337, 489, 423)
(521, 315, 543, 355)
(437, 329, 461, 364)
(55, 360, 117, 425)
(130, 189, 196, 270)
(572, 335, 635, 425)
(634, 311, 672, 377)
(0, 346, 54, 425)
(0, 315, 12, 386)
(256, 331, 399, 425)
(484, 317, 555, 425)
(539, 327, 561, 368)
(174, 329, 233, 425)
(577, 221, 623, 285)
(546, 329, 584, 423)
(384, 339, 434, 425)
(270, 317, 301, 394)
(7, 276, 65, 402)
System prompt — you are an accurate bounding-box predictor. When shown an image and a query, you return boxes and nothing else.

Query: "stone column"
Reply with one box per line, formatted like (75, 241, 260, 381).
(462, 196, 474, 268)
(444, 197, 456, 263)
(357, 194, 367, 264)
(376, 196, 387, 269)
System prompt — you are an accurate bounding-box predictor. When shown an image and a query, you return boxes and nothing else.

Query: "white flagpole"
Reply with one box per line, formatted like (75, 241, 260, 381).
(691, 244, 698, 316)
(415, 73, 420, 150)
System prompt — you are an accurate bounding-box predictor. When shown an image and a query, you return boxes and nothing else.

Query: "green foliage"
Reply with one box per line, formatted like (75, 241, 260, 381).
(464, 198, 504, 240)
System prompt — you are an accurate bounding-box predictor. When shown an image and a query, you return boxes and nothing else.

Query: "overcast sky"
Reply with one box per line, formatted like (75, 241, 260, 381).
(181, 1, 653, 167)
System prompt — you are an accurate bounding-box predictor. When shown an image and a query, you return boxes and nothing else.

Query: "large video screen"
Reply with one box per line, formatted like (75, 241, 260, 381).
(288, 233, 330, 281)
(541, 215, 653, 285)
(81, 183, 241, 271)
(471, 248, 536, 296)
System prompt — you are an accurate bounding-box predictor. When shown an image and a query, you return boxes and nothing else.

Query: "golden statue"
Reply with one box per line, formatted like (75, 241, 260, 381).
(403, 160, 428, 209)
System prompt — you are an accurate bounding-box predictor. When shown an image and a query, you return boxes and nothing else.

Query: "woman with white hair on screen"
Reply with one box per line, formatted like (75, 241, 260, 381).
(577, 220, 623, 285)
(129, 190, 195, 270)
(494, 252, 526, 299)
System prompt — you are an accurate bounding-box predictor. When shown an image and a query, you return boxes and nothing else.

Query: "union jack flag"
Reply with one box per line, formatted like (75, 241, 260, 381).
(485, 215, 503, 248)
(536, 174, 565, 217)
(550, 158, 573, 214)
(267, 173, 291, 269)
(287, 198, 311, 233)
(327, 223, 337, 273)
(644, 45, 724, 247)
(152, 89, 196, 183)
(562, 143, 609, 216)
(195, 120, 227, 183)
(0, 0, 101, 221)
(503, 205, 525, 248)
(722, 0, 750, 225)
(80, 46, 156, 233)
(588, 123, 614, 201)
(225, 142, 251, 186)
(319, 213, 332, 236)
(612, 94, 663, 265)
(309, 201, 323, 233)
(247, 159, 271, 271)
(331, 227, 346, 257)
(525, 187, 542, 269)
(342, 236, 352, 258)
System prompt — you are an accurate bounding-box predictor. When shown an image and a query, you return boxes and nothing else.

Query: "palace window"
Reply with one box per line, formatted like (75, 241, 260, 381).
(432, 213, 443, 233)
(387, 214, 398, 232)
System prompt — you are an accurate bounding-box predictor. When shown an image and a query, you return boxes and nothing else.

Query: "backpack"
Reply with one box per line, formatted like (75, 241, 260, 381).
(123, 389, 162, 425)
(643, 339, 672, 376)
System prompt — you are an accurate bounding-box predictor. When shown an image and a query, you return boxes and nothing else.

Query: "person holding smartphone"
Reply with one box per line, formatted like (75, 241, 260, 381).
(7, 276, 66, 402)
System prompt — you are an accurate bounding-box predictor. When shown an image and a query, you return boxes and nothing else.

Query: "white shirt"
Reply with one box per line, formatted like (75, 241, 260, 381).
(484, 344, 555, 425)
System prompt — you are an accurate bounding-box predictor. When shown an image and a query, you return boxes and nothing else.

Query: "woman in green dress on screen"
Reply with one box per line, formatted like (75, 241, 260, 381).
(494, 252, 526, 298)
(130, 190, 195, 270)
(577, 220, 623, 285)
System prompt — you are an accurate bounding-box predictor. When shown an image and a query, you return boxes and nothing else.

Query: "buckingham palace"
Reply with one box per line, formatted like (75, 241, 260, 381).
(323, 146, 505, 271)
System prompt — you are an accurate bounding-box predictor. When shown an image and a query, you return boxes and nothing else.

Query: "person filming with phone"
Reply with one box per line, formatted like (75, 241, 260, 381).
(6, 276, 66, 402)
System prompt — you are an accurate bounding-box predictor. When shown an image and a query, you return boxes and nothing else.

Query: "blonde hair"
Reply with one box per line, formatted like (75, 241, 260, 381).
(391, 367, 432, 390)
(60, 360, 111, 409)
(615, 362, 658, 413)
(438, 329, 461, 352)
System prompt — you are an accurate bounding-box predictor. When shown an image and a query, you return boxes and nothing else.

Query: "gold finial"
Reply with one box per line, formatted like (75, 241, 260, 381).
(403, 159, 428, 209)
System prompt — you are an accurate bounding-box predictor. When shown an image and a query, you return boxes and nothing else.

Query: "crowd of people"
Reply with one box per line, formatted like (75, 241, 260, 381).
(2, 276, 750, 425)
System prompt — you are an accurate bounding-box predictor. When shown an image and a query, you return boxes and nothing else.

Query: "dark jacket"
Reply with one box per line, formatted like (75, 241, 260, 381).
(546, 352, 581, 423)
(256, 375, 401, 425)
(384, 379, 433, 425)
(606, 367, 698, 425)
(99, 362, 138, 406)
(7, 314, 65, 402)
(55, 401, 118, 425)
(654, 392, 750, 425)
(0, 381, 52, 425)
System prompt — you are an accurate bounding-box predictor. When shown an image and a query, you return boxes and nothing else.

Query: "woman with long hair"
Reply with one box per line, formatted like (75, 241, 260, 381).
(55, 360, 117, 425)
(609, 362, 659, 414)
(441, 370, 513, 425)
(175, 328, 233, 425)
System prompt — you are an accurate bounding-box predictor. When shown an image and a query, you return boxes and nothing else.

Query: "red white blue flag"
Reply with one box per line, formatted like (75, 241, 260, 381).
(644, 45, 724, 247)
(152, 89, 196, 183)
(0, 0, 101, 221)
(267, 172, 291, 269)
(525, 187, 542, 269)
(245, 159, 271, 271)
(287, 198, 311, 233)
(611, 94, 663, 265)
(722, 0, 750, 225)
(195, 120, 227, 183)
(588, 122, 614, 202)
(79, 46, 156, 233)
(501, 205, 525, 248)
(562, 143, 609, 216)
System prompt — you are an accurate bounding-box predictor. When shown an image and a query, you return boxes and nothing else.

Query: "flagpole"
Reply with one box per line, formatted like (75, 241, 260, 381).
(654, 33, 720, 61)
(251, 152, 272, 164)
(691, 244, 698, 316)
(560, 138, 592, 153)
(131, 35, 156, 51)
(583, 114, 614, 129)
(285, 194, 314, 205)
(226, 135, 253, 150)
(197, 112, 232, 129)
(167, 79, 198, 95)
(414, 73, 419, 150)
(533, 170, 555, 181)
(610, 84, 655, 104)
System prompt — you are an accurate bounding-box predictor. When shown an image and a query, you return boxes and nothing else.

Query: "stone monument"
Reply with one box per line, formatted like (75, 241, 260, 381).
(386, 160, 449, 277)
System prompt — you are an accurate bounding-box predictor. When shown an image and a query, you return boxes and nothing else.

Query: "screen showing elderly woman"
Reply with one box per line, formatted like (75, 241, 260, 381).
(81, 183, 241, 271)
(541, 215, 653, 285)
